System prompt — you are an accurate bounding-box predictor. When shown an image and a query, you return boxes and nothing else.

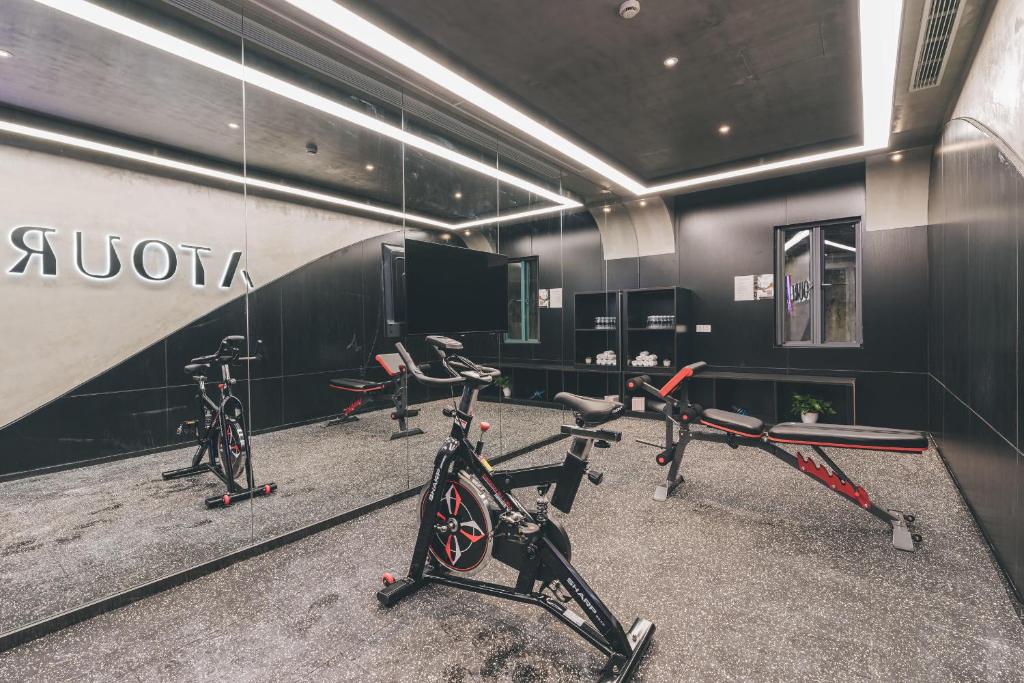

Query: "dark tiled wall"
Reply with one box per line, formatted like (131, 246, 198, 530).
(927, 117, 1024, 598)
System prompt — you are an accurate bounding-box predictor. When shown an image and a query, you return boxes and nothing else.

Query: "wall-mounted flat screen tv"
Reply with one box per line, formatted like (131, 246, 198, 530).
(405, 239, 509, 334)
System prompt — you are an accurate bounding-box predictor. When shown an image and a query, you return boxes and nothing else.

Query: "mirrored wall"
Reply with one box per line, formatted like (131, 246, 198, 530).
(0, 0, 620, 636)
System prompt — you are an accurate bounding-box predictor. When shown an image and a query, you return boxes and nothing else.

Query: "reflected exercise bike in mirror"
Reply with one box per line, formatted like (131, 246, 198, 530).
(163, 335, 277, 509)
(377, 336, 654, 683)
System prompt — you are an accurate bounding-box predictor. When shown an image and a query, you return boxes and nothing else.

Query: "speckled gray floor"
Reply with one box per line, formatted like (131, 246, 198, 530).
(0, 398, 567, 633)
(2, 417, 1022, 682)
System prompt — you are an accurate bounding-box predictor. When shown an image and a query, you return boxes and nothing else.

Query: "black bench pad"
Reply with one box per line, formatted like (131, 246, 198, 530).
(768, 422, 928, 452)
(554, 392, 624, 426)
(700, 409, 764, 437)
(329, 378, 387, 392)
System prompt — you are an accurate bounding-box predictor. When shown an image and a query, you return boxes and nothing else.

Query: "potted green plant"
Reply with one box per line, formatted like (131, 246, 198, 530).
(492, 375, 512, 399)
(790, 394, 836, 424)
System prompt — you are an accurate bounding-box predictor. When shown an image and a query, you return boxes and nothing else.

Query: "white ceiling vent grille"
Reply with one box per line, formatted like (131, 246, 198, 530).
(909, 0, 964, 91)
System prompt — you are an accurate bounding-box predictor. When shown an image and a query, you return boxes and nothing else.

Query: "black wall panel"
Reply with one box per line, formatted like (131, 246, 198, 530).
(927, 117, 1024, 599)
(674, 165, 928, 426)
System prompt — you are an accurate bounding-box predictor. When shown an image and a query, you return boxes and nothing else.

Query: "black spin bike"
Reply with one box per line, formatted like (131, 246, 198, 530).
(163, 335, 277, 509)
(377, 336, 654, 682)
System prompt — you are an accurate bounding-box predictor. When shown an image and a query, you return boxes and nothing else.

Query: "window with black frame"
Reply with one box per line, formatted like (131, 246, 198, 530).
(506, 257, 539, 343)
(776, 219, 861, 347)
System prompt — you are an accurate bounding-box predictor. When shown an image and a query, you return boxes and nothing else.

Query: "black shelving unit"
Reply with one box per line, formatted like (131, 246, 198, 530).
(573, 290, 621, 370)
(622, 287, 694, 372)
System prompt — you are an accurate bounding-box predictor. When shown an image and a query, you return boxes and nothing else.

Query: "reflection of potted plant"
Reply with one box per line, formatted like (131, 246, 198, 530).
(790, 394, 836, 424)
(493, 375, 512, 399)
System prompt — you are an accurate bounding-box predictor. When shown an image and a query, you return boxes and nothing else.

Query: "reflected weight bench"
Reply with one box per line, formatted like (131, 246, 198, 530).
(328, 353, 424, 440)
(628, 362, 929, 551)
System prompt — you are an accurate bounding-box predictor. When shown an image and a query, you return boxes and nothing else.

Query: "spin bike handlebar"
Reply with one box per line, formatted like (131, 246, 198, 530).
(191, 336, 264, 366)
(394, 342, 500, 387)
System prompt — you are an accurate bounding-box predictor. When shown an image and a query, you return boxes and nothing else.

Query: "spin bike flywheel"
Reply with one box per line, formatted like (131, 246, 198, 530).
(215, 398, 248, 480)
(419, 474, 573, 581)
(420, 474, 494, 573)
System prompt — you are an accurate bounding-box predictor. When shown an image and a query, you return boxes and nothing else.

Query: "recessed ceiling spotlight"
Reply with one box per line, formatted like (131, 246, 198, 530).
(663, 56, 679, 68)
(718, 124, 731, 135)
(0, 49, 12, 59)
(227, 122, 240, 129)
(463, 230, 471, 236)
(602, 206, 612, 213)
(453, 191, 462, 199)
(639, 199, 647, 207)
(365, 163, 375, 171)
(440, 233, 451, 240)
(891, 152, 903, 162)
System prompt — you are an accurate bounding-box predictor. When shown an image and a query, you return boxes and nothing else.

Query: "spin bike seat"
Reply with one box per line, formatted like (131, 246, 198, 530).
(184, 362, 210, 377)
(554, 392, 624, 426)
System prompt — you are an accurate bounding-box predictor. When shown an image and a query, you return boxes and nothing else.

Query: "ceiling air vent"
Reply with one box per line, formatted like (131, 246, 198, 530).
(909, 0, 964, 91)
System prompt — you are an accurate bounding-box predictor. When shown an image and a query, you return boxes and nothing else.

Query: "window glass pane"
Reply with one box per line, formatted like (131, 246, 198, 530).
(525, 260, 539, 341)
(508, 261, 524, 340)
(822, 223, 858, 343)
(781, 227, 813, 343)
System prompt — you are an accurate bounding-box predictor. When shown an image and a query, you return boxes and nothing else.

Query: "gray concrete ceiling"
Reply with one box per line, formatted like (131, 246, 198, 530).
(344, 0, 864, 182)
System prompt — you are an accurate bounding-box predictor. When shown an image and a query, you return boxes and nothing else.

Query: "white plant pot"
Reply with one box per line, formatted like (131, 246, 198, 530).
(801, 412, 819, 424)
(502, 387, 512, 398)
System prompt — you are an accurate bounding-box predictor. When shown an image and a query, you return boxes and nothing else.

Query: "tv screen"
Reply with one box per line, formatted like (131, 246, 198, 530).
(405, 239, 509, 334)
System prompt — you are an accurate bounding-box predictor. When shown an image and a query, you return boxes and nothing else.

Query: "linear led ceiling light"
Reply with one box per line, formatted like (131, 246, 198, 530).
(30, 0, 579, 228)
(285, 0, 902, 197)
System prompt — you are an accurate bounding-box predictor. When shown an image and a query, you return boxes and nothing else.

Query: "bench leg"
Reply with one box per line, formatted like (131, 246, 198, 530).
(654, 425, 688, 502)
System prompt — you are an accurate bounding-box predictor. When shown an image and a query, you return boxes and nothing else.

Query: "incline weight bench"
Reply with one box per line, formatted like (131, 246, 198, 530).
(328, 353, 424, 440)
(628, 362, 929, 551)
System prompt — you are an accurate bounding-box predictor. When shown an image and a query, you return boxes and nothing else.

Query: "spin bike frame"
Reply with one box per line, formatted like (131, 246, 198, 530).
(163, 336, 277, 509)
(377, 341, 653, 682)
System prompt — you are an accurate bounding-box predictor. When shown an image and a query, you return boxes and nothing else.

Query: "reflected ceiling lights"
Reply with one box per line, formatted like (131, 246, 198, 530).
(28, 0, 579, 230)
(717, 124, 731, 135)
(663, 56, 679, 68)
(0, 49, 12, 58)
(285, 0, 902, 197)
(784, 230, 810, 251)
(0, 119, 451, 228)
(226, 121, 240, 129)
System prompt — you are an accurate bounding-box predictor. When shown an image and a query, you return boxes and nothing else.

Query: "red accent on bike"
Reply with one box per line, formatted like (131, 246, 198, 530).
(436, 512, 446, 521)
(656, 454, 669, 466)
(452, 485, 462, 514)
(658, 366, 694, 398)
(682, 414, 690, 421)
(460, 529, 484, 543)
(218, 383, 225, 390)
(768, 436, 926, 453)
(342, 398, 363, 416)
(223, 494, 231, 507)
(795, 452, 872, 508)
(445, 536, 454, 564)
(382, 572, 395, 585)
(480, 421, 491, 432)
(627, 381, 636, 390)
(263, 485, 272, 494)
(375, 354, 399, 377)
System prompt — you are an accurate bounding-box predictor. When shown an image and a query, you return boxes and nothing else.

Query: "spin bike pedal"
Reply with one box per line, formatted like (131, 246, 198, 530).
(587, 469, 604, 485)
